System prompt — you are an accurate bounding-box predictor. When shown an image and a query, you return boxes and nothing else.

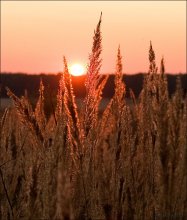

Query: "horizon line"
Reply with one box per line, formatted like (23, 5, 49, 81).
(1, 71, 187, 76)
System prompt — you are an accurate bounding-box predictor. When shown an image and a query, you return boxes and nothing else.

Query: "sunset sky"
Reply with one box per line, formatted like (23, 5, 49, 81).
(1, 1, 186, 74)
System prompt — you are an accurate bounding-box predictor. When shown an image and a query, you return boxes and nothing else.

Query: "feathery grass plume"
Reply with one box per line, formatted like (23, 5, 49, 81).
(135, 42, 160, 218)
(162, 76, 187, 216)
(98, 47, 125, 139)
(61, 58, 86, 211)
(0, 108, 9, 135)
(56, 74, 64, 119)
(145, 42, 159, 111)
(97, 46, 127, 219)
(98, 98, 114, 143)
(62, 57, 82, 155)
(6, 88, 44, 144)
(63, 57, 80, 131)
(20, 90, 34, 122)
(83, 12, 108, 136)
(77, 13, 109, 218)
(61, 58, 92, 219)
(159, 57, 168, 98)
(111, 46, 127, 219)
(54, 70, 66, 150)
(35, 79, 46, 137)
(149, 41, 157, 74)
(99, 44, 124, 137)
(141, 42, 159, 107)
(147, 43, 159, 213)
(160, 56, 165, 76)
(113, 45, 125, 113)
(152, 57, 171, 215)
(102, 46, 125, 143)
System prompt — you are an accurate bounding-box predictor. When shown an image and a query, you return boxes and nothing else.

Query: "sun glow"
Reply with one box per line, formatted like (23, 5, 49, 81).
(69, 64, 85, 76)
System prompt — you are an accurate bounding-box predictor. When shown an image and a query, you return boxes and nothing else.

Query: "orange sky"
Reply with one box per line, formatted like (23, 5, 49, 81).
(1, 1, 186, 74)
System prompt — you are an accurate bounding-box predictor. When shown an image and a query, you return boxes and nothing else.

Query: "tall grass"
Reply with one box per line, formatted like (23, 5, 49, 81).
(0, 16, 186, 220)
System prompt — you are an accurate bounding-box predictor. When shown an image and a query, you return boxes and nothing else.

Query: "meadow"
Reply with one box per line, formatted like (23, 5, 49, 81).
(0, 15, 186, 220)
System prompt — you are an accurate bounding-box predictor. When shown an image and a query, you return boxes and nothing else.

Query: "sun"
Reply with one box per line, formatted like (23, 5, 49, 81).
(69, 64, 85, 76)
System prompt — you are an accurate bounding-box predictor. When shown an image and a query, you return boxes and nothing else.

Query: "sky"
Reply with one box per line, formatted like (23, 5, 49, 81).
(1, 1, 186, 74)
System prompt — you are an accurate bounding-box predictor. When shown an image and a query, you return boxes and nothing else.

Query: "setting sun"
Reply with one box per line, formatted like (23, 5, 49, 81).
(69, 64, 85, 76)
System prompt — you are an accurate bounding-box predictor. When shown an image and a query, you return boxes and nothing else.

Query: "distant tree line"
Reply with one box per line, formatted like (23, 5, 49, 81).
(0, 73, 186, 99)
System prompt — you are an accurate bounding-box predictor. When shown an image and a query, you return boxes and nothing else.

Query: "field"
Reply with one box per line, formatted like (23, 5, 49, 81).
(0, 16, 187, 220)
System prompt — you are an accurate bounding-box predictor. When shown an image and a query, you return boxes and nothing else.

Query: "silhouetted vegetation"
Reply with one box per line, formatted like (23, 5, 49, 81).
(1, 73, 187, 99)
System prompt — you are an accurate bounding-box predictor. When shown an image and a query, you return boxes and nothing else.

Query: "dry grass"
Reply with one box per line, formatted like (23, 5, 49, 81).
(0, 15, 187, 220)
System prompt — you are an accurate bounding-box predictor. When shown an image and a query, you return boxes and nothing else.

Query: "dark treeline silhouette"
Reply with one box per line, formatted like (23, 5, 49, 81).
(1, 73, 187, 99)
